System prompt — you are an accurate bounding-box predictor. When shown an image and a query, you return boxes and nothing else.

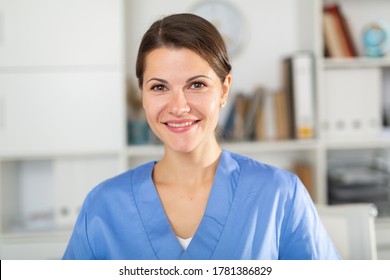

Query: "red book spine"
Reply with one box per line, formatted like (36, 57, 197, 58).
(324, 4, 357, 57)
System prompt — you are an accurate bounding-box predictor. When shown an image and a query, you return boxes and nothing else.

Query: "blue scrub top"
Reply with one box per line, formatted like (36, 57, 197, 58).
(63, 149, 340, 260)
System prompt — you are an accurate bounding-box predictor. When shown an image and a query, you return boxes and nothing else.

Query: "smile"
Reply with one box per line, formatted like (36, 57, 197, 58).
(166, 121, 195, 128)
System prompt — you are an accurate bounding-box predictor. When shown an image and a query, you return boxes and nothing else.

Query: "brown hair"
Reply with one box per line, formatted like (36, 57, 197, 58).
(136, 13, 232, 88)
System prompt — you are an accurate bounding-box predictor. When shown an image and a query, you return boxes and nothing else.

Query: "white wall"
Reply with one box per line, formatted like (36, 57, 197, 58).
(125, 0, 303, 95)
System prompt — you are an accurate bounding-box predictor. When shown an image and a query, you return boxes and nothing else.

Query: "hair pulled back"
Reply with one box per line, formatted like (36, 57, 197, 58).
(136, 13, 232, 88)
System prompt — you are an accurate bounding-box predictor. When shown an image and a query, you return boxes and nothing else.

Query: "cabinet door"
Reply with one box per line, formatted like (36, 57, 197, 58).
(376, 220, 390, 260)
(53, 156, 120, 229)
(322, 68, 382, 141)
(0, 72, 125, 154)
(0, 0, 124, 67)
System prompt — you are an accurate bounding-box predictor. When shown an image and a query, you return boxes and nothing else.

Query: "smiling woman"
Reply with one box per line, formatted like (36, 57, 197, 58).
(62, 13, 340, 260)
(141, 47, 229, 154)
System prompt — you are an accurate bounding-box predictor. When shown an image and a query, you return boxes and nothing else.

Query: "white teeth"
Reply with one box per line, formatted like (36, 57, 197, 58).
(167, 121, 194, 128)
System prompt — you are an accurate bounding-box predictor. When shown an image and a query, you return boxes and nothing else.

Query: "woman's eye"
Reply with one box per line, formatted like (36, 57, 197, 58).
(151, 84, 167, 91)
(190, 82, 206, 89)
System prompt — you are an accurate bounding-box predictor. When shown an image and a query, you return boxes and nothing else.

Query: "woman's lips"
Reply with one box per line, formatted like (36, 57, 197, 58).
(163, 119, 200, 132)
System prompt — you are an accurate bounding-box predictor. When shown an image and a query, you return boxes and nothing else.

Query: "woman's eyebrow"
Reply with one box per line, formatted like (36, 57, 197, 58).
(146, 75, 212, 85)
(186, 75, 212, 83)
(146, 77, 168, 84)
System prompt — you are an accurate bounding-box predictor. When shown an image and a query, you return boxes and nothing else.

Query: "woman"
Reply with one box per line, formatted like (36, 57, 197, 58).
(63, 13, 339, 260)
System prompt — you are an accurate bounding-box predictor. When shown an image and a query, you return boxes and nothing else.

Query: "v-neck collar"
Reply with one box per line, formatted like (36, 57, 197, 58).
(132, 149, 240, 259)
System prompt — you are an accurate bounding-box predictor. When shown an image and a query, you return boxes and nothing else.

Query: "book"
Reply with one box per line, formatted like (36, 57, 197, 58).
(323, 12, 346, 58)
(254, 89, 296, 141)
(255, 91, 276, 141)
(232, 93, 250, 141)
(283, 52, 315, 140)
(273, 90, 291, 140)
(293, 161, 314, 199)
(222, 98, 236, 141)
(323, 4, 357, 58)
(255, 101, 267, 141)
(223, 93, 250, 141)
(244, 87, 265, 140)
(281, 59, 295, 140)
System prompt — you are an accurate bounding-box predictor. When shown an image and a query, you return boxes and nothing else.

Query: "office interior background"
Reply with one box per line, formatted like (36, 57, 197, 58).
(0, 0, 390, 259)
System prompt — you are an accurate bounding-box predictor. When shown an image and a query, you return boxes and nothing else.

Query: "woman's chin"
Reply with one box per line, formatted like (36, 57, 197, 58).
(165, 142, 197, 154)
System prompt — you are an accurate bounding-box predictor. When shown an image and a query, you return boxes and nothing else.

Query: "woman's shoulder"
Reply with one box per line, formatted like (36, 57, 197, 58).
(224, 149, 296, 179)
(85, 161, 155, 202)
(223, 149, 299, 194)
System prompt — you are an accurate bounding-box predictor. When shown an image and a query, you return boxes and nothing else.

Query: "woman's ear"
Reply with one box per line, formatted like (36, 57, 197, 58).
(220, 74, 232, 108)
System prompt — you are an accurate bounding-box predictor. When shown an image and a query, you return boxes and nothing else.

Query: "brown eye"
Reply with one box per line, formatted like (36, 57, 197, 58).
(151, 84, 167, 91)
(190, 82, 206, 89)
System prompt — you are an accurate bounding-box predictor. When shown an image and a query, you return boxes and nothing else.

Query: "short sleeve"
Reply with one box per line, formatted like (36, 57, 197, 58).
(279, 176, 340, 260)
(62, 195, 96, 260)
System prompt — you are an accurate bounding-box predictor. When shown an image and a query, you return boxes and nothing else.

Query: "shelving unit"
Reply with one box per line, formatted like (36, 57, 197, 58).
(0, 0, 127, 259)
(319, 0, 390, 259)
(1, 0, 390, 259)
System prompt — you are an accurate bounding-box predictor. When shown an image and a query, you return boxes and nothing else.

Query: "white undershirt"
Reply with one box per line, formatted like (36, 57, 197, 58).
(176, 236, 192, 250)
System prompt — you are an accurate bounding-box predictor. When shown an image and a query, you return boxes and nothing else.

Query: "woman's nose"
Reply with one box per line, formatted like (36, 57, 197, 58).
(168, 90, 190, 115)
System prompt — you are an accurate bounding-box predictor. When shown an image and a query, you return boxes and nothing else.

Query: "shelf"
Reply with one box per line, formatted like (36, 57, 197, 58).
(0, 229, 71, 241)
(0, 230, 70, 260)
(376, 217, 390, 225)
(322, 57, 390, 69)
(0, 149, 122, 161)
(325, 137, 390, 150)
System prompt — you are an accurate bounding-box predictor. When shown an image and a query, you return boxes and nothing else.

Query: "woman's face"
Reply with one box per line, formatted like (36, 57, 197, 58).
(141, 47, 231, 153)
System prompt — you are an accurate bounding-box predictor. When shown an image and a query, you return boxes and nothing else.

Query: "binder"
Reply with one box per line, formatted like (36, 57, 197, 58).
(284, 53, 316, 139)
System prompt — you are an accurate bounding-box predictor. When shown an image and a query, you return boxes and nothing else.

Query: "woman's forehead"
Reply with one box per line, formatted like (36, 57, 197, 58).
(143, 47, 216, 81)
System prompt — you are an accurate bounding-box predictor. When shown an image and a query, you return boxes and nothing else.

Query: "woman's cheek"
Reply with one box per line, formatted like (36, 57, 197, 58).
(143, 96, 163, 114)
(203, 97, 219, 112)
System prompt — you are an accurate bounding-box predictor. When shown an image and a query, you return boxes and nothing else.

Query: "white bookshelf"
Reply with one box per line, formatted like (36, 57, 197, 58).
(320, 0, 390, 259)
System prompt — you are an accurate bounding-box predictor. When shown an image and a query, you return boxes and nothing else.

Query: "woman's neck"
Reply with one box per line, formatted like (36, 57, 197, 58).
(152, 139, 222, 238)
(154, 140, 222, 189)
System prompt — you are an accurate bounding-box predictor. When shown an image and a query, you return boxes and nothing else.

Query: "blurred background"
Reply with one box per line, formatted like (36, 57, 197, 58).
(0, 0, 390, 259)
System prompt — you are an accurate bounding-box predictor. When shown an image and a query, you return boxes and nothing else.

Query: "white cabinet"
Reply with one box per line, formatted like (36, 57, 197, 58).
(0, 72, 125, 154)
(0, 155, 120, 235)
(0, 0, 125, 155)
(53, 156, 120, 229)
(321, 68, 382, 141)
(376, 218, 390, 259)
(0, 0, 124, 67)
(0, 0, 126, 259)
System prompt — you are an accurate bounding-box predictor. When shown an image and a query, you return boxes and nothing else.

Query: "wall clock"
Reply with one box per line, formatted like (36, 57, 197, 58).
(191, 1, 246, 57)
